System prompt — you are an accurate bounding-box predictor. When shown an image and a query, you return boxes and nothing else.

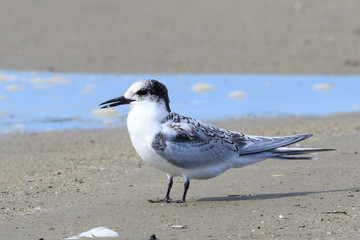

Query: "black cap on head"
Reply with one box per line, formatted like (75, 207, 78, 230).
(136, 79, 171, 112)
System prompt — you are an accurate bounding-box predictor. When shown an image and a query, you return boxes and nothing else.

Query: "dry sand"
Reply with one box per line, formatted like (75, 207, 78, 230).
(1, 114, 360, 239)
(1, 0, 360, 239)
(1, 0, 360, 74)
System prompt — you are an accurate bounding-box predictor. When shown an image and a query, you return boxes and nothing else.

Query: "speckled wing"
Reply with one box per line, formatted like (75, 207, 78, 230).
(152, 113, 313, 169)
(151, 114, 245, 169)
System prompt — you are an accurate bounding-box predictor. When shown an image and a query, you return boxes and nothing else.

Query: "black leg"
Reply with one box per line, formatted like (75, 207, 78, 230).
(148, 176, 173, 203)
(164, 176, 173, 200)
(177, 179, 190, 203)
(148, 177, 190, 203)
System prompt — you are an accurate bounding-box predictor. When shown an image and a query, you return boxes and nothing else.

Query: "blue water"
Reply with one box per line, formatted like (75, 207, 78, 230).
(0, 70, 359, 133)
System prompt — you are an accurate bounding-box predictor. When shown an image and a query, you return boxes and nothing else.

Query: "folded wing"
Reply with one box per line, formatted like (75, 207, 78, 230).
(151, 113, 318, 169)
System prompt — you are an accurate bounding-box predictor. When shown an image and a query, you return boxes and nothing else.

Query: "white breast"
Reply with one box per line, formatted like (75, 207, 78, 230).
(126, 101, 184, 176)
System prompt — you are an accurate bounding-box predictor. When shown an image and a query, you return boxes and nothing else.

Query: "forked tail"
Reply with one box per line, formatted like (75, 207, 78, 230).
(269, 147, 336, 160)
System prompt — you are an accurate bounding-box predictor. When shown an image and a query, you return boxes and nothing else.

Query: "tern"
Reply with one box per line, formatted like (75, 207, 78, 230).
(100, 79, 334, 203)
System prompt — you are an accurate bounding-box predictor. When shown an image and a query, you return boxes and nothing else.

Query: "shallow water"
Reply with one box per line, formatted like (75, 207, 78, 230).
(0, 70, 359, 133)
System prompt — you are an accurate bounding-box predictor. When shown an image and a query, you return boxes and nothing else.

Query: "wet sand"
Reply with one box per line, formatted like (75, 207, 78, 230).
(1, 113, 360, 239)
(1, 0, 360, 239)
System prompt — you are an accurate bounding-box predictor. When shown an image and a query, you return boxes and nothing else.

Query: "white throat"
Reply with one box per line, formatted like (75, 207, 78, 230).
(126, 100, 169, 150)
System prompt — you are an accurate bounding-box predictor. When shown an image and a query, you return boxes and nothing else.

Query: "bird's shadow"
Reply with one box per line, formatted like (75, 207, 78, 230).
(197, 188, 357, 202)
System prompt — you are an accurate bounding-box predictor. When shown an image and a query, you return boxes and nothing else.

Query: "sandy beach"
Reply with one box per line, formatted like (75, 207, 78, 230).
(1, 0, 360, 239)
(1, 0, 360, 74)
(1, 114, 360, 239)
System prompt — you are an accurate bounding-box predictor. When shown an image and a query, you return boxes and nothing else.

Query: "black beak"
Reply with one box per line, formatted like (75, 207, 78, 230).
(99, 96, 134, 109)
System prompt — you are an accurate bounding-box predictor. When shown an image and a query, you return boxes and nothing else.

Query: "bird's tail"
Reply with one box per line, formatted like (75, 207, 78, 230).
(269, 147, 336, 160)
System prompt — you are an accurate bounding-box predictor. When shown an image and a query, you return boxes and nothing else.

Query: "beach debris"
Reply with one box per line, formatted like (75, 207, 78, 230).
(63, 226, 119, 239)
(347, 191, 355, 197)
(321, 211, 348, 215)
(228, 194, 254, 197)
(312, 83, 333, 91)
(191, 83, 216, 94)
(272, 174, 285, 177)
(229, 90, 247, 99)
(168, 224, 188, 229)
(148, 234, 158, 240)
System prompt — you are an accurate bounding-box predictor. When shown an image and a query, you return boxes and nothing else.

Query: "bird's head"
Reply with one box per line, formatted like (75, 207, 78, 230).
(99, 79, 171, 112)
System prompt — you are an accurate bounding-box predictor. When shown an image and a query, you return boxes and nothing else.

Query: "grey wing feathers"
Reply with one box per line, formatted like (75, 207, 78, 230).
(237, 133, 313, 156)
(152, 113, 322, 169)
(152, 113, 245, 169)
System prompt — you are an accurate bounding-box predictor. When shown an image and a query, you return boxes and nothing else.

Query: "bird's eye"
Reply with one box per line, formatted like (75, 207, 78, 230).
(137, 89, 148, 95)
